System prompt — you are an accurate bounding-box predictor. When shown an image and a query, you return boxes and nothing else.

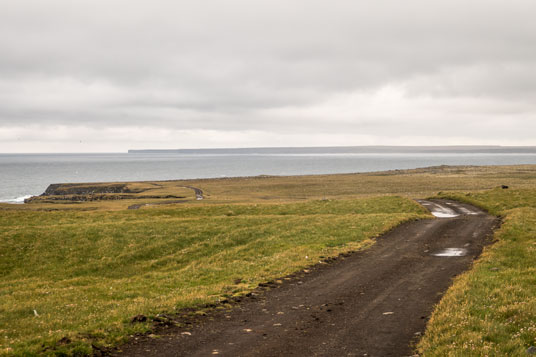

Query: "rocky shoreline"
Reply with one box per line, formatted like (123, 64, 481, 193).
(23, 182, 198, 203)
(42, 183, 132, 196)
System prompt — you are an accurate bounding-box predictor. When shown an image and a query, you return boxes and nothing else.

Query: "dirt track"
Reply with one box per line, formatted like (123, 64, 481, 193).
(116, 200, 498, 357)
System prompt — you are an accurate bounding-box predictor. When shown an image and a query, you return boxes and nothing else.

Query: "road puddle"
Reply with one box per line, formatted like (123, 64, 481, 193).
(432, 248, 468, 257)
(429, 203, 459, 218)
(431, 211, 459, 218)
(416, 199, 460, 218)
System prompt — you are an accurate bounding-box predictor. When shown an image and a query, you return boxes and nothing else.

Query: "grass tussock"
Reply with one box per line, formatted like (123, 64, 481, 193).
(0, 196, 427, 355)
(418, 189, 536, 356)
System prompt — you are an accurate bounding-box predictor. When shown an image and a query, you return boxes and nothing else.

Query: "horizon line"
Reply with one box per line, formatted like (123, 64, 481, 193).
(3, 144, 536, 155)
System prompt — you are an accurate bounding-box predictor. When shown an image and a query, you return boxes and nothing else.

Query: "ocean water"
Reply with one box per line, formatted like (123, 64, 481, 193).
(1, 147, 536, 203)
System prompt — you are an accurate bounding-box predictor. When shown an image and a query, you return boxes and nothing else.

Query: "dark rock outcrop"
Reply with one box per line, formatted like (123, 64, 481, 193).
(42, 183, 131, 196)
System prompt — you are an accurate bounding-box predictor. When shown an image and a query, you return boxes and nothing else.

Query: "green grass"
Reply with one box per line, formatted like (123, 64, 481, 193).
(418, 188, 536, 356)
(0, 196, 427, 355)
(4, 165, 536, 355)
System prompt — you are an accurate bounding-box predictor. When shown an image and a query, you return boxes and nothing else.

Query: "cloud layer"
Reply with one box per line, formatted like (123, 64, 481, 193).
(1, 0, 535, 152)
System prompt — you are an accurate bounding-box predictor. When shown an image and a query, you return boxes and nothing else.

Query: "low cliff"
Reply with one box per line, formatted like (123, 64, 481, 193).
(42, 183, 131, 196)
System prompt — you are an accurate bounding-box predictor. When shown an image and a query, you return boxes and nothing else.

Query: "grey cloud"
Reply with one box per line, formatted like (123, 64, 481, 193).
(1, 0, 536, 148)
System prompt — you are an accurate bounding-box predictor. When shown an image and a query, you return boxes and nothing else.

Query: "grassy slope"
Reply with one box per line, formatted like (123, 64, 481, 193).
(0, 197, 427, 355)
(418, 188, 536, 356)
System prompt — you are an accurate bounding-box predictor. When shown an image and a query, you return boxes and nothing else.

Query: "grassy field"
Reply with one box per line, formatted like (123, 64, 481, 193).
(2, 164, 536, 355)
(418, 188, 536, 356)
(7, 164, 536, 211)
(0, 197, 428, 355)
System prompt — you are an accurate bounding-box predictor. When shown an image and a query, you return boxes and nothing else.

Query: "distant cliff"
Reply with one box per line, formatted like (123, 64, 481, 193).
(128, 146, 536, 155)
(24, 183, 186, 203)
(42, 183, 131, 196)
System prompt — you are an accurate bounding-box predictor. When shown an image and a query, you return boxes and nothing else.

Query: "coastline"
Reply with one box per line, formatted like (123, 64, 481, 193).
(3, 164, 536, 210)
(2, 149, 536, 204)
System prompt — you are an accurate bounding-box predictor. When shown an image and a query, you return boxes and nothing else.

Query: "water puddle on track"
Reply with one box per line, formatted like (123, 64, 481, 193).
(429, 203, 459, 218)
(432, 248, 468, 257)
(416, 200, 460, 218)
(431, 211, 459, 218)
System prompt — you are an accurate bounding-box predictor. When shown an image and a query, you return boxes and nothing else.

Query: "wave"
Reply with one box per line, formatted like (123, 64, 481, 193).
(0, 195, 33, 204)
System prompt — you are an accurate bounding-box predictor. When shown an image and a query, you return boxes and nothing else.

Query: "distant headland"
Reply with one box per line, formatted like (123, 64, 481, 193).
(128, 145, 536, 154)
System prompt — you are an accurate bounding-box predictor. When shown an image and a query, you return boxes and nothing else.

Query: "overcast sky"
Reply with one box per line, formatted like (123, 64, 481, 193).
(1, 0, 535, 152)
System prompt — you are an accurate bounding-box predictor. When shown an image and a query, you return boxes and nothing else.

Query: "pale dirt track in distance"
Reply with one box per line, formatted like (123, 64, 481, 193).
(115, 200, 498, 357)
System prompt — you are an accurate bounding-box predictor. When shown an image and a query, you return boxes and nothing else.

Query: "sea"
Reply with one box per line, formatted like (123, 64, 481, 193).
(1, 146, 536, 203)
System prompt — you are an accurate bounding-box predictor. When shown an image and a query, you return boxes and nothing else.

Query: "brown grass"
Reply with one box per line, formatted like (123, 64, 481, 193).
(3, 165, 536, 212)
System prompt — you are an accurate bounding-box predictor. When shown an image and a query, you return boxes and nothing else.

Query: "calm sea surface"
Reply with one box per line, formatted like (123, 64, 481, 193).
(1, 148, 536, 203)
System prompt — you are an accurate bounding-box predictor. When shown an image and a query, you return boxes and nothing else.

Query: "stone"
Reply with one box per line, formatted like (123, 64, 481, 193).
(131, 314, 147, 323)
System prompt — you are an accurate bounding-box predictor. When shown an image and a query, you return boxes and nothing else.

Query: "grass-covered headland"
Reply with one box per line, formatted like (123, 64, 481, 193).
(0, 197, 427, 355)
(2, 164, 536, 355)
